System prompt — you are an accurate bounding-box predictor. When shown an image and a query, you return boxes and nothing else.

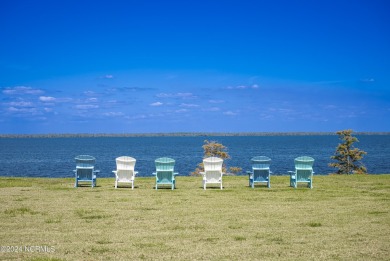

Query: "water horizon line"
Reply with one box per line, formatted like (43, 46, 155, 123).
(1, 131, 390, 138)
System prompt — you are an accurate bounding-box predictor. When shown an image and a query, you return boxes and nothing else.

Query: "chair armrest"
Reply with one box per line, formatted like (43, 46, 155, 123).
(134, 171, 139, 176)
(246, 171, 252, 175)
(173, 172, 179, 176)
(152, 172, 157, 175)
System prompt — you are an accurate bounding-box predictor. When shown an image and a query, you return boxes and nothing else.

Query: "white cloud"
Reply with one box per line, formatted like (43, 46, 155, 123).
(180, 103, 199, 108)
(39, 96, 56, 102)
(156, 92, 196, 99)
(84, 91, 97, 96)
(75, 104, 99, 109)
(7, 106, 39, 114)
(360, 78, 375, 83)
(150, 102, 163, 106)
(8, 101, 33, 107)
(3, 86, 44, 95)
(226, 84, 259, 90)
(208, 100, 224, 104)
(223, 111, 238, 116)
(103, 112, 124, 117)
(87, 98, 98, 102)
(104, 75, 113, 79)
(203, 107, 220, 112)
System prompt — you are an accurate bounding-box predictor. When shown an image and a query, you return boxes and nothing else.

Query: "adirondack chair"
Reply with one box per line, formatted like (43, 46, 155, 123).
(288, 156, 315, 188)
(246, 156, 272, 188)
(74, 155, 99, 187)
(112, 156, 138, 189)
(201, 157, 224, 190)
(153, 157, 178, 190)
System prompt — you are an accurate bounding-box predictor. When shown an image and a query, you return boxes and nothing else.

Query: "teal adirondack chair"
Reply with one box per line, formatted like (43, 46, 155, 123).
(153, 157, 178, 190)
(74, 155, 100, 187)
(112, 156, 138, 189)
(200, 157, 224, 190)
(288, 156, 315, 188)
(247, 156, 272, 188)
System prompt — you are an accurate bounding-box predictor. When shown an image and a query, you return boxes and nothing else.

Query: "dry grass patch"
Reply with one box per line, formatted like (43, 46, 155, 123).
(0, 175, 389, 260)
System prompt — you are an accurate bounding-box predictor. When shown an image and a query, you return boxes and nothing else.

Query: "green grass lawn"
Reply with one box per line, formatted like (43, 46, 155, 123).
(0, 175, 389, 261)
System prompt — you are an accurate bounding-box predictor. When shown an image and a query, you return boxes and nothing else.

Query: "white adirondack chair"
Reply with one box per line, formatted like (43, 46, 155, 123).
(200, 157, 224, 190)
(112, 156, 138, 189)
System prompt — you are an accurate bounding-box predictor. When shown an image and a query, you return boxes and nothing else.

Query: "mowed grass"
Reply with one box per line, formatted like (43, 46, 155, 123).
(0, 175, 389, 261)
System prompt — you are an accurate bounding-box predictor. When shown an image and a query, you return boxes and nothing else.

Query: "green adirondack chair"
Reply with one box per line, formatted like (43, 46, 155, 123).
(153, 157, 178, 190)
(289, 156, 314, 188)
(74, 155, 99, 187)
(112, 156, 138, 189)
(247, 156, 272, 188)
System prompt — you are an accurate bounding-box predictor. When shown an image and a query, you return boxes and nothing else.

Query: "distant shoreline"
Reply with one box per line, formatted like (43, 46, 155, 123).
(1, 132, 390, 138)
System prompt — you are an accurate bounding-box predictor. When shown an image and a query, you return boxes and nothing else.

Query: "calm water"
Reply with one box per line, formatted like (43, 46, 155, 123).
(0, 135, 389, 178)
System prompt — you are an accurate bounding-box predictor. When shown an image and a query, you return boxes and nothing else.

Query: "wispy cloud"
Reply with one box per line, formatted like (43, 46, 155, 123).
(75, 104, 99, 110)
(3, 86, 44, 95)
(6, 106, 39, 115)
(100, 74, 114, 79)
(223, 110, 239, 116)
(180, 103, 199, 108)
(8, 101, 33, 107)
(360, 78, 375, 83)
(208, 100, 224, 104)
(150, 101, 163, 106)
(203, 107, 220, 112)
(39, 96, 56, 102)
(226, 84, 259, 90)
(156, 92, 197, 99)
(103, 112, 124, 117)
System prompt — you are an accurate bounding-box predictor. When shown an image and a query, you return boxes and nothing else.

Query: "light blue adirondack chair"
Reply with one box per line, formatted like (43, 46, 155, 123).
(200, 157, 224, 190)
(153, 157, 178, 190)
(74, 155, 100, 187)
(288, 156, 314, 188)
(112, 156, 138, 189)
(246, 156, 272, 188)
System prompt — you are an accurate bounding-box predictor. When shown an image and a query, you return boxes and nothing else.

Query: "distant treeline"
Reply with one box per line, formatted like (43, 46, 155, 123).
(1, 132, 389, 138)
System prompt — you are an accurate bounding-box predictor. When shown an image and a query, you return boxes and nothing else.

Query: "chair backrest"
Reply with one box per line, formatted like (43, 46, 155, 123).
(116, 156, 136, 170)
(203, 157, 223, 172)
(155, 157, 175, 182)
(294, 156, 314, 170)
(75, 155, 95, 180)
(294, 156, 314, 181)
(203, 157, 223, 183)
(155, 157, 175, 171)
(75, 155, 95, 168)
(251, 156, 271, 170)
(115, 156, 136, 180)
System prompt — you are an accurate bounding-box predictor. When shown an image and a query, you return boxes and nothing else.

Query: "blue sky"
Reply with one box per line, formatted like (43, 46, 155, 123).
(1, 0, 389, 134)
